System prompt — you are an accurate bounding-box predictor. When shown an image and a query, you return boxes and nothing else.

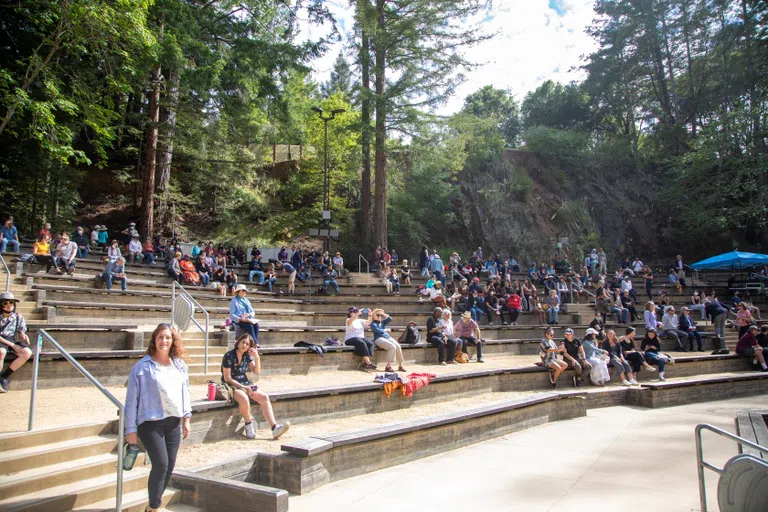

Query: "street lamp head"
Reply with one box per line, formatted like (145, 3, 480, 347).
(331, 108, 346, 115)
(311, 106, 323, 114)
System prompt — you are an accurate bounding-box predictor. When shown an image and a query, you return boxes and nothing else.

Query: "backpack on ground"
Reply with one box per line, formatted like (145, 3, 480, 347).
(399, 323, 421, 345)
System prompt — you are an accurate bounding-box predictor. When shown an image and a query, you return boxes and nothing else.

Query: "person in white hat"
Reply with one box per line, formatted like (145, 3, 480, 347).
(229, 284, 260, 343)
(581, 328, 610, 385)
(0, 292, 32, 392)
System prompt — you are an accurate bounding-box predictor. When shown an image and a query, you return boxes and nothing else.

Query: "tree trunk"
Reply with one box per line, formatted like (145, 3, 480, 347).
(141, 64, 162, 240)
(742, 0, 763, 154)
(359, 11, 372, 251)
(156, 69, 178, 235)
(680, 0, 697, 137)
(373, 0, 387, 249)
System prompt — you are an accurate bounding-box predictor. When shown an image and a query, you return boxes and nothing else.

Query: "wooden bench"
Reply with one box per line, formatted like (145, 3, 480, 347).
(736, 410, 768, 459)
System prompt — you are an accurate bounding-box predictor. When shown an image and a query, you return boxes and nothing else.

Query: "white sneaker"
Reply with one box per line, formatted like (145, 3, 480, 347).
(244, 422, 256, 439)
(630, 379, 638, 385)
(272, 422, 290, 440)
(622, 379, 631, 386)
(658, 372, 665, 381)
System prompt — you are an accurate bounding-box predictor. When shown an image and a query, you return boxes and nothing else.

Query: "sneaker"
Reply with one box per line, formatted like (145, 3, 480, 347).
(622, 379, 631, 386)
(358, 363, 369, 372)
(488, 322, 494, 326)
(0, 377, 7, 393)
(668, 356, 675, 366)
(447, 360, 458, 365)
(272, 422, 290, 440)
(366, 363, 378, 371)
(659, 373, 666, 381)
(244, 422, 256, 440)
(439, 361, 447, 366)
(644, 364, 657, 372)
(629, 378, 639, 385)
(477, 358, 485, 363)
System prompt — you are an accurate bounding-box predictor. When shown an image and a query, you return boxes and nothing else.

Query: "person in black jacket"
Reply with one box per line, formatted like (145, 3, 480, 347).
(679, 307, 703, 351)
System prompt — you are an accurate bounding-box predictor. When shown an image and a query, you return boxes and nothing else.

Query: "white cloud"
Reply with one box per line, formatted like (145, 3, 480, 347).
(304, 0, 597, 114)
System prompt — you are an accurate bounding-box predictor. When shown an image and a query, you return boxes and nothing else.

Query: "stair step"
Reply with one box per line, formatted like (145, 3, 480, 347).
(0, 452, 142, 499)
(0, 467, 150, 512)
(0, 422, 111, 452)
(0, 436, 116, 475)
(72, 487, 183, 512)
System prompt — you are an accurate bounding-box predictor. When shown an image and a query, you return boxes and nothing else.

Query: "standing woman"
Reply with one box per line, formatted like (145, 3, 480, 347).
(419, 245, 430, 277)
(643, 266, 654, 301)
(125, 324, 191, 512)
(345, 307, 377, 370)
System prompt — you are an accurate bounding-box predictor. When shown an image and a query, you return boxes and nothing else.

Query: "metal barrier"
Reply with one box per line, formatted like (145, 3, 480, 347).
(0, 253, 9, 292)
(695, 423, 768, 512)
(28, 329, 126, 510)
(359, 254, 370, 274)
(170, 281, 210, 373)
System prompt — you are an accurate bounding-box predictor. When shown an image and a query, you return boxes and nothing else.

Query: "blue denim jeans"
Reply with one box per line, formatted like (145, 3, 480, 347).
(249, 270, 264, 284)
(547, 307, 559, 324)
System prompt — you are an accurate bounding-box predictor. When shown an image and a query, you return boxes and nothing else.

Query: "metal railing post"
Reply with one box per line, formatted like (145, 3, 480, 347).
(358, 254, 369, 274)
(28, 330, 125, 510)
(171, 281, 176, 325)
(170, 282, 211, 374)
(28, 334, 42, 431)
(203, 309, 209, 374)
(0, 254, 10, 292)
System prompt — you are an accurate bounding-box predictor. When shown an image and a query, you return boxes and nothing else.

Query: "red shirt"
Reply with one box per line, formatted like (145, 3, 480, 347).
(736, 332, 758, 354)
(506, 294, 522, 309)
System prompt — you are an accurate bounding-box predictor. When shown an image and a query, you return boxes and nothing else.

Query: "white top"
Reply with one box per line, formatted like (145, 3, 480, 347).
(439, 318, 455, 337)
(633, 261, 644, 272)
(333, 256, 343, 266)
(344, 318, 366, 341)
(154, 360, 186, 419)
(90, 231, 99, 242)
(128, 240, 142, 253)
(621, 279, 633, 292)
(108, 246, 122, 262)
(662, 312, 679, 331)
(428, 287, 443, 299)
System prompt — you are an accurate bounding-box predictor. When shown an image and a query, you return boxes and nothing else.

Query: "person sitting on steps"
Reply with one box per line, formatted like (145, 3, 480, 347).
(539, 327, 568, 388)
(221, 334, 290, 440)
(736, 324, 768, 372)
(102, 256, 127, 291)
(454, 310, 484, 362)
(426, 307, 458, 366)
(369, 309, 406, 373)
(229, 284, 260, 344)
(0, 292, 32, 393)
(344, 307, 376, 371)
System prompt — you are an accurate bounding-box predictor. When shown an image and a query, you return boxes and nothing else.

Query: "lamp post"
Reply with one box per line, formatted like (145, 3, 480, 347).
(311, 106, 345, 252)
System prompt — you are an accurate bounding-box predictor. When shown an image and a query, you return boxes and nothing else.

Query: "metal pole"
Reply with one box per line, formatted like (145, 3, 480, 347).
(695, 425, 708, 512)
(171, 281, 176, 326)
(27, 334, 42, 431)
(323, 118, 329, 254)
(203, 310, 209, 374)
(171, 203, 176, 240)
(116, 414, 125, 512)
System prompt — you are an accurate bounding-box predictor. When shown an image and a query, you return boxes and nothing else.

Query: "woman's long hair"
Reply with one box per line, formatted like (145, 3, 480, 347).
(147, 324, 187, 361)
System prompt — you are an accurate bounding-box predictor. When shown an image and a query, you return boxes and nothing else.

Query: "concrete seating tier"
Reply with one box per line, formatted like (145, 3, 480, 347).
(736, 410, 768, 459)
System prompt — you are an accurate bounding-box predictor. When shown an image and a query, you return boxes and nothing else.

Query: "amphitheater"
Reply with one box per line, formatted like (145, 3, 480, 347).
(0, 247, 766, 512)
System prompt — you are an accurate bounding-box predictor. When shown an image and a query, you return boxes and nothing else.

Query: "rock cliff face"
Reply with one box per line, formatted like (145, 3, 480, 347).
(452, 150, 663, 265)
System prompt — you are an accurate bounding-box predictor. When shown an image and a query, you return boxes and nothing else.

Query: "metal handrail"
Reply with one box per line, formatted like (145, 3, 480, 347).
(0, 253, 9, 292)
(358, 254, 370, 274)
(695, 423, 768, 512)
(28, 329, 125, 510)
(170, 281, 210, 373)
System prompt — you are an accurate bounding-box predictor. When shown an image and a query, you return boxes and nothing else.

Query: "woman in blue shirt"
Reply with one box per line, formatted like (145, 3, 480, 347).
(369, 309, 406, 373)
(229, 284, 260, 343)
(125, 324, 191, 512)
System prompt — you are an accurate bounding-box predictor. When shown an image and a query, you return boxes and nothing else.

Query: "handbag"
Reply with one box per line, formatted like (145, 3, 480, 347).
(215, 384, 232, 405)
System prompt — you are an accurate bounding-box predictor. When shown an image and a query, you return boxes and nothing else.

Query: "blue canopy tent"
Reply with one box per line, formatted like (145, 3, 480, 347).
(690, 251, 768, 271)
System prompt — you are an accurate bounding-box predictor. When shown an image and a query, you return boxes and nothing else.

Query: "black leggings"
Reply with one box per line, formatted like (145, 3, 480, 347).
(137, 416, 181, 509)
(345, 337, 375, 357)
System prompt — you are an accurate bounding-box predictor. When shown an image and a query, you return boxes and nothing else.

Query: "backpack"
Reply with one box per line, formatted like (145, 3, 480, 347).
(399, 324, 421, 345)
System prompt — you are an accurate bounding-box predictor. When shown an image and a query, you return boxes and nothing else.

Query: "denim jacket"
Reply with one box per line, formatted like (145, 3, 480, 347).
(125, 355, 192, 434)
(229, 296, 255, 324)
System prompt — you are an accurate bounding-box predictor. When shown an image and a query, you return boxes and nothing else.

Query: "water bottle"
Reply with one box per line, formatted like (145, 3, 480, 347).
(207, 380, 217, 401)
(123, 443, 140, 471)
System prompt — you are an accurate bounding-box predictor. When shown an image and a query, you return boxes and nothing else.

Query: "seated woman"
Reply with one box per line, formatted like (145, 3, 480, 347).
(521, 279, 535, 312)
(401, 260, 412, 284)
(221, 334, 290, 440)
(619, 326, 655, 377)
(167, 251, 182, 283)
(640, 328, 671, 381)
(582, 328, 610, 386)
(589, 312, 605, 337)
(179, 255, 200, 286)
(141, 238, 156, 265)
(212, 267, 227, 296)
(611, 289, 629, 324)
(226, 269, 239, 295)
(545, 289, 560, 325)
(345, 307, 376, 371)
(602, 329, 636, 385)
(229, 284, 260, 343)
(389, 268, 400, 294)
(504, 291, 522, 325)
(32, 234, 53, 272)
(428, 281, 448, 309)
(369, 309, 406, 372)
(426, 307, 458, 365)
(539, 327, 568, 388)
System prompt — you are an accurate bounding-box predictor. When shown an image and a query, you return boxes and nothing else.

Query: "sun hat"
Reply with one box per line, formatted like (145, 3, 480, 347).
(234, 284, 248, 293)
(348, 306, 359, 314)
(0, 292, 19, 303)
(585, 328, 598, 336)
(461, 311, 472, 318)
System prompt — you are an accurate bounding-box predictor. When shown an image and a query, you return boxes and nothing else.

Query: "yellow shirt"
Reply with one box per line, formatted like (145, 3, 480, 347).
(33, 242, 50, 255)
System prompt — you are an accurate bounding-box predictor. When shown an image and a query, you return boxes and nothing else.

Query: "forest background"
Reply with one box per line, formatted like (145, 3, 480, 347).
(1, 0, 767, 267)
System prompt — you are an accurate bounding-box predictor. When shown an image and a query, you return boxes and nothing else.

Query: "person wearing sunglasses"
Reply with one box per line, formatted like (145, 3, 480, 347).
(0, 292, 31, 392)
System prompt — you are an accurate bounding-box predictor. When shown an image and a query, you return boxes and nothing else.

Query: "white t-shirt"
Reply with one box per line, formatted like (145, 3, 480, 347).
(344, 318, 366, 341)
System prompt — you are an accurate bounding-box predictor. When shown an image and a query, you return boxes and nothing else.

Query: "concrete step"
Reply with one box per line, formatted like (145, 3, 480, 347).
(0, 422, 112, 452)
(0, 467, 151, 512)
(73, 488, 185, 512)
(0, 435, 117, 475)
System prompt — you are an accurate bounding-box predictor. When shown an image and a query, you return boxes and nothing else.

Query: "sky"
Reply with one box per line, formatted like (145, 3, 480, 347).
(302, 0, 598, 115)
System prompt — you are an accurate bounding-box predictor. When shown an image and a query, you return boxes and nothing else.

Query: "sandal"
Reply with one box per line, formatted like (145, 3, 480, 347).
(398, 366, 407, 372)
(384, 366, 394, 372)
